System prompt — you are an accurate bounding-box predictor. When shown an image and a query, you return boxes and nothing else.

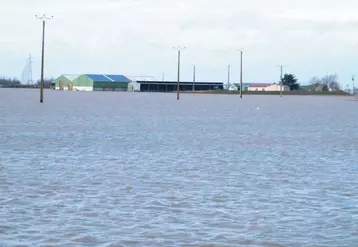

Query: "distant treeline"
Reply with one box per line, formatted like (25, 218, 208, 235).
(0, 77, 21, 85)
(0, 77, 54, 88)
(36, 78, 55, 88)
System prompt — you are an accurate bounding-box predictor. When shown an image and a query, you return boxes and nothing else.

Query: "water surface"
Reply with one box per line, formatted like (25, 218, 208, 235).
(1, 89, 358, 247)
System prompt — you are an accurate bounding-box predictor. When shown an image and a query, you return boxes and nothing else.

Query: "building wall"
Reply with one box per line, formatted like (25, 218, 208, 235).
(93, 82, 129, 91)
(248, 86, 267, 91)
(69, 75, 94, 91)
(248, 84, 290, 92)
(73, 86, 93, 91)
(265, 84, 290, 91)
(128, 81, 141, 92)
(138, 81, 224, 92)
(54, 76, 72, 90)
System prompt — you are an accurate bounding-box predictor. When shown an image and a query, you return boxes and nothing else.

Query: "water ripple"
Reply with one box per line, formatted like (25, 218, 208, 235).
(1, 90, 358, 246)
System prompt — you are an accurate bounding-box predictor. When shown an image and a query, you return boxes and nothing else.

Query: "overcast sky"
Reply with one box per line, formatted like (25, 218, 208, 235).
(1, 0, 358, 86)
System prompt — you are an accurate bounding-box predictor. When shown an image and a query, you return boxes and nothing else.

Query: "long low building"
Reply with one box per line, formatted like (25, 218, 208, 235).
(136, 80, 224, 92)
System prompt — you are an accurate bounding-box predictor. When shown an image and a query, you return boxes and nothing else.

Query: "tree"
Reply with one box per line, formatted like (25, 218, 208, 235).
(309, 76, 320, 86)
(36, 77, 55, 88)
(322, 84, 329, 91)
(309, 77, 322, 91)
(281, 74, 300, 91)
(322, 74, 340, 91)
(0, 77, 21, 85)
(309, 74, 341, 91)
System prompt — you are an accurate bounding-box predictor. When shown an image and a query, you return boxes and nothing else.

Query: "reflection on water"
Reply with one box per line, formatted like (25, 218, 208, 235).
(1, 89, 358, 246)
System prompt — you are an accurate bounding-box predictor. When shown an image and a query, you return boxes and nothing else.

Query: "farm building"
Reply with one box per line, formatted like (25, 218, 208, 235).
(54, 74, 80, 90)
(55, 74, 131, 91)
(247, 83, 272, 91)
(54, 74, 224, 92)
(247, 83, 290, 92)
(136, 80, 224, 92)
(265, 84, 290, 92)
(128, 81, 141, 92)
(229, 83, 252, 91)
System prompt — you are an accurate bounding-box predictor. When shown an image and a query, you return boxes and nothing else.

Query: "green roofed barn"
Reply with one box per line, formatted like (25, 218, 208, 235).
(55, 74, 131, 91)
(54, 74, 80, 90)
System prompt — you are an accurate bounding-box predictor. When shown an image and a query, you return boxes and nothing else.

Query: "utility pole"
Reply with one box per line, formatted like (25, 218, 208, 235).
(227, 64, 230, 92)
(240, 50, 243, 98)
(162, 73, 164, 81)
(277, 65, 287, 98)
(173, 46, 186, 100)
(280, 65, 283, 97)
(353, 76, 355, 95)
(193, 64, 196, 91)
(36, 14, 53, 103)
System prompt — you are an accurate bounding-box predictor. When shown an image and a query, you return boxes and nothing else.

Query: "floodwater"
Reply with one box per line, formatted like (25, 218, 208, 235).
(1, 89, 358, 247)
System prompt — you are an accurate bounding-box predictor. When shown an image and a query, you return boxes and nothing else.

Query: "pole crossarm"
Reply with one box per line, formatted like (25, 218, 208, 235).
(35, 14, 54, 21)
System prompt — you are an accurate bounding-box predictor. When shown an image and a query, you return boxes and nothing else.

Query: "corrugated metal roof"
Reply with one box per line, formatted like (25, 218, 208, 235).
(63, 74, 80, 81)
(127, 76, 156, 81)
(103, 75, 114, 82)
(86, 74, 130, 82)
(106, 74, 131, 82)
(86, 74, 111, 82)
(248, 83, 273, 87)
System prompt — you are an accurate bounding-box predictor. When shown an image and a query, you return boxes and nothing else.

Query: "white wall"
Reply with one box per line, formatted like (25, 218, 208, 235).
(55, 86, 67, 90)
(229, 85, 238, 91)
(248, 86, 267, 91)
(248, 85, 290, 92)
(55, 86, 93, 91)
(73, 86, 93, 91)
(265, 85, 290, 91)
(128, 81, 141, 92)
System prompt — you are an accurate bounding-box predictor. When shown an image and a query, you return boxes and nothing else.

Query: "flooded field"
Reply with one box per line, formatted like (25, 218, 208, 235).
(1, 89, 358, 247)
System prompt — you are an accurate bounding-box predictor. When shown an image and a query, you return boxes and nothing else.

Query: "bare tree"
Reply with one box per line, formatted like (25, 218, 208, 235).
(309, 76, 320, 85)
(309, 74, 341, 91)
(309, 77, 322, 91)
(321, 74, 339, 90)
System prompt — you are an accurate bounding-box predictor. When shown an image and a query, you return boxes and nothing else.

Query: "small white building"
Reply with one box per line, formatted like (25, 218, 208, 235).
(229, 84, 239, 91)
(128, 81, 141, 92)
(126, 76, 159, 92)
(248, 83, 290, 92)
(265, 84, 290, 92)
(247, 84, 272, 91)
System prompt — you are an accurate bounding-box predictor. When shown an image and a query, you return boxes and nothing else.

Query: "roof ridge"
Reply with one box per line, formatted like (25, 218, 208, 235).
(103, 74, 114, 82)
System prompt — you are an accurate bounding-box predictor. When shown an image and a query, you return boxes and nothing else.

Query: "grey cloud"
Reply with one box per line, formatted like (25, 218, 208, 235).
(1, 0, 358, 84)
